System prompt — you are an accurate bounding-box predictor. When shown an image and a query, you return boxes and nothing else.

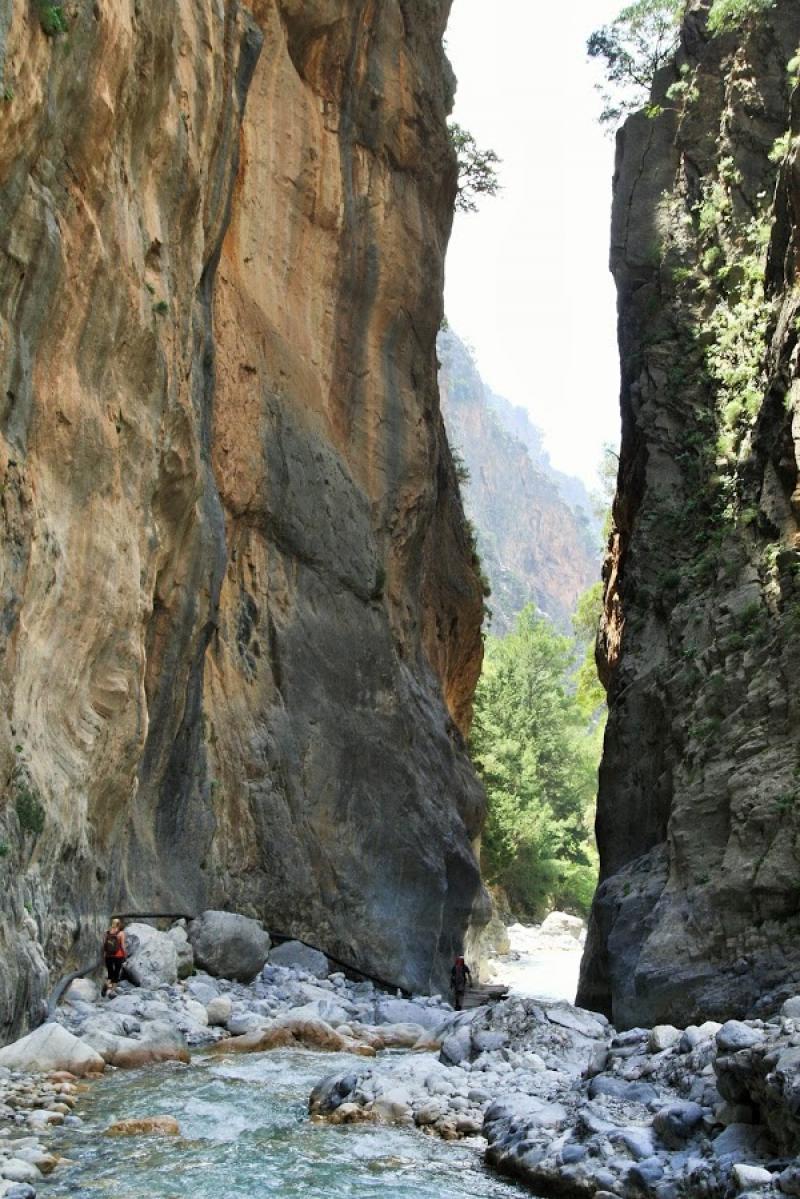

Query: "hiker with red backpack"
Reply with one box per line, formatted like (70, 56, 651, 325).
(450, 955, 472, 1011)
(102, 917, 127, 997)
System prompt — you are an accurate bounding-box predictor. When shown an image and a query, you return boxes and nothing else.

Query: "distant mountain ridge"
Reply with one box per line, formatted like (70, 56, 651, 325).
(486, 391, 599, 538)
(438, 329, 600, 634)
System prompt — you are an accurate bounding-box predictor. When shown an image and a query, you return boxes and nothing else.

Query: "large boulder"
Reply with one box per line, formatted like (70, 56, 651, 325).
(285, 1000, 351, 1028)
(268, 941, 329, 978)
(183, 999, 208, 1027)
(370, 1022, 428, 1049)
(165, 924, 194, 979)
(188, 911, 271, 982)
(375, 997, 443, 1031)
(652, 1101, 705, 1149)
(123, 923, 179, 988)
(0, 1161, 41, 1185)
(205, 995, 232, 1027)
(185, 975, 219, 1004)
(716, 1021, 765, 1054)
(81, 1020, 189, 1068)
(64, 978, 100, 1004)
(0, 1023, 104, 1076)
(540, 911, 585, 941)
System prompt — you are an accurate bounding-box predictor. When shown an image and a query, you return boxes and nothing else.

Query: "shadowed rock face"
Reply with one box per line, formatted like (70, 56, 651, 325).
(579, 0, 800, 1028)
(0, 0, 487, 1042)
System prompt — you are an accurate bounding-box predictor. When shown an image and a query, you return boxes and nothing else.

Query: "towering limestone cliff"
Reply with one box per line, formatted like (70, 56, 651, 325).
(579, 0, 800, 1027)
(0, 0, 488, 1040)
(438, 329, 599, 634)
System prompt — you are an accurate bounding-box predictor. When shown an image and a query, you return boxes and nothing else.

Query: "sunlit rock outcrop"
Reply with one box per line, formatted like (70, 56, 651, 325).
(0, 0, 487, 1041)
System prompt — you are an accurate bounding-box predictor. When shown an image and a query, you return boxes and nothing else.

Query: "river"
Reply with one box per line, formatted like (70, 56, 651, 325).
(43, 1049, 524, 1199)
(42, 922, 583, 1197)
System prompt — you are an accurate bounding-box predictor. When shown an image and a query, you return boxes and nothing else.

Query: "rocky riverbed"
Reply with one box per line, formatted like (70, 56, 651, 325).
(484, 912, 585, 1003)
(0, 914, 798, 1199)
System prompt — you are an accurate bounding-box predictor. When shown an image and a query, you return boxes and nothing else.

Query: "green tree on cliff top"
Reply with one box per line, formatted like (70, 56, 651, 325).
(449, 123, 501, 213)
(588, 0, 683, 126)
(589, 0, 778, 127)
(707, 0, 775, 34)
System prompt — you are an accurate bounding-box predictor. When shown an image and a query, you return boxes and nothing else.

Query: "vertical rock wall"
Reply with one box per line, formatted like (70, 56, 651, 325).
(0, 0, 487, 1042)
(579, 0, 800, 1027)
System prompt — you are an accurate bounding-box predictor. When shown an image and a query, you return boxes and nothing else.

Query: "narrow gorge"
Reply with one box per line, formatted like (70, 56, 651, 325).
(2, 1, 800, 1197)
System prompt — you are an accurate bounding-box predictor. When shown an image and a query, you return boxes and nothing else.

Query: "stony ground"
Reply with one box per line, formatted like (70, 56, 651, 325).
(484, 911, 584, 1000)
(0, 916, 798, 1199)
(312, 993, 800, 1199)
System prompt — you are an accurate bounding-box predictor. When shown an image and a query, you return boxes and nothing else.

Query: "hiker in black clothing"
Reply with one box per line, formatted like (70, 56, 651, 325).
(450, 955, 472, 1011)
(101, 917, 127, 997)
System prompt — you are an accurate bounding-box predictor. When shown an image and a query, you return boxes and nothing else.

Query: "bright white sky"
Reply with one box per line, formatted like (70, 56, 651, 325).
(444, 0, 623, 491)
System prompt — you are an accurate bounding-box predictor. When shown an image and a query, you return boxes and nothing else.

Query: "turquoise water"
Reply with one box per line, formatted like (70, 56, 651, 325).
(44, 1049, 525, 1198)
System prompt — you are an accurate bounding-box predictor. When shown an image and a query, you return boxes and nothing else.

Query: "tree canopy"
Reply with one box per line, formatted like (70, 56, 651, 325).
(573, 582, 607, 721)
(707, 0, 775, 34)
(448, 123, 501, 213)
(470, 606, 600, 918)
(587, 0, 682, 126)
(589, 0, 777, 128)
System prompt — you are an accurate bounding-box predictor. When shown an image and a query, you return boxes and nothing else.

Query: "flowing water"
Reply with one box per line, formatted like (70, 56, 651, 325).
(43, 920, 579, 1197)
(44, 1049, 525, 1199)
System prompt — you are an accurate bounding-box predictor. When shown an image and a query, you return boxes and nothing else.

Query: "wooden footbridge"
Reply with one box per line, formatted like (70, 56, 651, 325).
(461, 983, 509, 1009)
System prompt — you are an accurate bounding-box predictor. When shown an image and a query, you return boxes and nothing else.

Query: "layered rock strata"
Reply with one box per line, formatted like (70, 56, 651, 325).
(0, 0, 486, 1041)
(580, 0, 800, 1027)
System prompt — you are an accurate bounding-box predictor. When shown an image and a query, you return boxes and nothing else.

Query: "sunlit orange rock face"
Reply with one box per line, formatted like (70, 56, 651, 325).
(0, 0, 486, 1041)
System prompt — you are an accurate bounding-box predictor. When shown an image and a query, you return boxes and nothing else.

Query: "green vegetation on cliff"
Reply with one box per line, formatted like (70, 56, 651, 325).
(580, 0, 800, 1025)
(707, 0, 776, 34)
(589, 0, 778, 127)
(37, 2, 68, 37)
(448, 123, 500, 213)
(470, 606, 601, 919)
(587, 0, 682, 125)
(573, 582, 606, 720)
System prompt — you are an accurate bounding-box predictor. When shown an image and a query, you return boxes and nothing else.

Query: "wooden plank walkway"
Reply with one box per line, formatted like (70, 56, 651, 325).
(461, 984, 509, 1009)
